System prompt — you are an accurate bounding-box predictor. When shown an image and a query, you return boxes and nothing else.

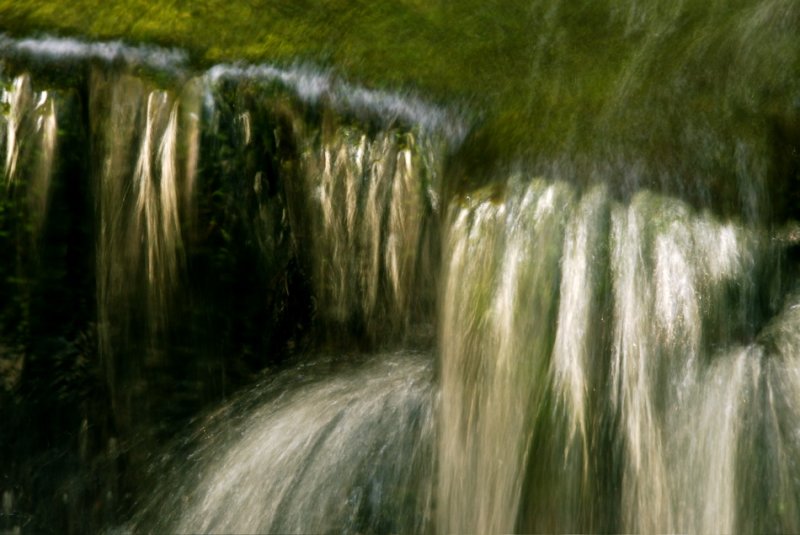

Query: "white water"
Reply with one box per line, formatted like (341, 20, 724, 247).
(293, 127, 439, 331)
(205, 64, 467, 143)
(438, 178, 573, 533)
(439, 178, 800, 532)
(90, 71, 199, 409)
(131, 352, 436, 534)
(1, 73, 57, 238)
(0, 33, 188, 72)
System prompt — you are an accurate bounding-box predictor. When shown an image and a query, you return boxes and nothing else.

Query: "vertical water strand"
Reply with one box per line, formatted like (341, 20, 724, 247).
(0, 80, 6, 180)
(92, 71, 145, 398)
(1, 79, 8, 181)
(131, 88, 184, 331)
(668, 347, 756, 534)
(654, 208, 748, 534)
(296, 123, 435, 339)
(345, 132, 363, 245)
(510, 179, 555, 531)
(92, 71, 189, 427)
(335, 132, 358, 318)
(311, 130, 348, 321)
(179, 80, 201, 232)
(551, 185, 610, 455)
(156, 99, 183, 315)
(545, 185, 612, 530)
(1, 73, 57, 237)
(641, 197, 705, 534)
(134, 91, 169, 310)
(438, 178, 573, 533)
(29, 93, 57, 239)
(134, 92, 158, 286)
(237, 110, 251, 145)
(438, 193, 506, 535)
(159, 103, 180, 255)
(607, 191, 772, 532)
(311, 138, 333, 308)
(360, 132, 394, 323)
(485, 179, 572, 533)
(610, 195, 672, 533)
(732, 291, 800, 534)
(410, 134, 443, 330)
(3, 75, 32, 188)
(386, 134, 423, 324)
(0, 72, 58, 367)
(89, 69, 151, 406)
(758, 355, 800, 533)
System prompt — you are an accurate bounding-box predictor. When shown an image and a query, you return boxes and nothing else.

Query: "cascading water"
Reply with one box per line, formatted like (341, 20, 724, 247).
(439, 179, 800, 533)
(131, 352, 436, 534)
(0, 19, 799, 534)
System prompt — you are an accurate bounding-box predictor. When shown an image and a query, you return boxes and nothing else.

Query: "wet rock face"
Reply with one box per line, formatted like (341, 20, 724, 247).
(0, 35, 456, 533)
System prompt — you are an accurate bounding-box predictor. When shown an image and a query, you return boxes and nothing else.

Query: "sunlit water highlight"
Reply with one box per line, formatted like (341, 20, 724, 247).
(440, 178, 800, 533)
(2, 73, 57, 237)
(129, 352, 436, 534)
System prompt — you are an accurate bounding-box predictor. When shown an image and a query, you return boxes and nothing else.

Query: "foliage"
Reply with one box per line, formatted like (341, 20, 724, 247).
(0, 0, 797, 167)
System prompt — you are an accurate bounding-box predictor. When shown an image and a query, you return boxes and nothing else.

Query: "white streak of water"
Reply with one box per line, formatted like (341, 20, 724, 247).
(133, 352, 436, 534)
(205, 63, 468, 144)
(0, 33, 188, 72)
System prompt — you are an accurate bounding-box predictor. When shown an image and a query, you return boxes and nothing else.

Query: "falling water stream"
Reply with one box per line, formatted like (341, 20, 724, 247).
(1, 20, 800, 534)
(131, 352, 436, 534)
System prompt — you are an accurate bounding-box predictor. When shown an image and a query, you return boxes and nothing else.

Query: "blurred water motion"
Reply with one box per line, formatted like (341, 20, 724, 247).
(132, 352, 436, 534)
(0, 5, 799, 531)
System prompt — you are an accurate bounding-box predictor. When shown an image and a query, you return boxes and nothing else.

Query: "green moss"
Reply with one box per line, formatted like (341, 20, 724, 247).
(0, 0, 798, 168)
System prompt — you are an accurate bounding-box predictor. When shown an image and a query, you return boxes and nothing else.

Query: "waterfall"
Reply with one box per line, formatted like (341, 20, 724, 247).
(438, 178, 572, 533)
(1, 30, 800, 534)
(438, 179, 799, 532)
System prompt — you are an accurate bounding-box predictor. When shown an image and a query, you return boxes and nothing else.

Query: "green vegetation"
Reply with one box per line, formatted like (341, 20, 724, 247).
(1, 0, 798, 167)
